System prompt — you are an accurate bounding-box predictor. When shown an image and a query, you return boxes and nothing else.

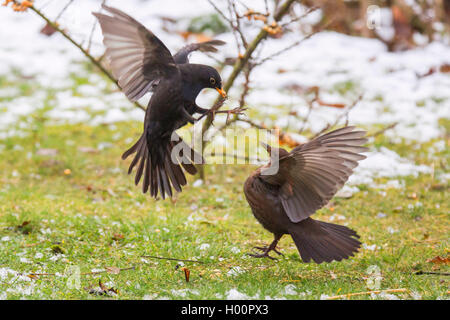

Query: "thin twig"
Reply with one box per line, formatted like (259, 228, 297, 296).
(255, 20, 331, 66)
(202, 0, 299, 137)
(298, 96, 315, 135)
(311, 94, 363, 139)
(236, 116, 267, 130)
(25, 266, 135, 277)
(369, 122, 399, 137)
(142, 255, 205, 264)
(86, 20, 98, 53)
(207, 0, 247, 53)
(279, 6, 320, 27)
(230, 0, 248, 49)
(54, 0, 75, 22)
(17, 1, 146, 111)
(327, 288, 408, 300)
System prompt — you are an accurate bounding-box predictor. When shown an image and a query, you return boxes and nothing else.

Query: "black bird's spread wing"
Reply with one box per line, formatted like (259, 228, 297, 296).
(93, 5, 177, 102)
(261, 127, 368, 223)
(173, 40, 226, 64)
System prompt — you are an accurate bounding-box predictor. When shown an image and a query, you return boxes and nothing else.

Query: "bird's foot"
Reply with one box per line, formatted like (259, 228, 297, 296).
(253, 246, 284, 256)
(247, 245, 283, 260)
(247, 252, 278, 260)
(195, 106, 247, 124)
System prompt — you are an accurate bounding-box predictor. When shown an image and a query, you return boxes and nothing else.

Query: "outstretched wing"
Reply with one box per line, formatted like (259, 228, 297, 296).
(261, 126, 368, 223)
(173, 40, 226, 64)
(93, 5, 177, 102)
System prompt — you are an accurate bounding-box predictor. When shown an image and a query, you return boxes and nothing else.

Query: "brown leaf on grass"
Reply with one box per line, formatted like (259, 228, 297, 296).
(78, 146, 99, 154)
(105, 266, 121, 274)
(39, 159, 62, 168)
(112, 233, 124, 241)
(407, 192, 418, 200)
(181, 267, 190, 282)
(416, 67, 436, 78)
(431, 184, 447, 191)
(36, 148, 58, 156)
(427, 256, 449, 265)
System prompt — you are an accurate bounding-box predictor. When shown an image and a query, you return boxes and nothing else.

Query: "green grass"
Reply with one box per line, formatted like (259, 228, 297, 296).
(0, 118, 448, 300)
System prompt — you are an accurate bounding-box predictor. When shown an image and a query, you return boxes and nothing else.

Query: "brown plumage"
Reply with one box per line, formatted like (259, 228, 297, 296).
(243, 126, 368, 263)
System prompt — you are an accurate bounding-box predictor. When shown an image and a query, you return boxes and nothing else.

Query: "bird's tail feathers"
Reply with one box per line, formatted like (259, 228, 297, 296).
(289, 218, 361, 264)
(122, 133, 204, 199)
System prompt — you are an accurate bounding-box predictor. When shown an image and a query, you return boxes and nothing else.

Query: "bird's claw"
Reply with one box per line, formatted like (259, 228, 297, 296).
(248, 244, 283, 260)
(197, 106, 247, 125)
(253, 246, 284, 256)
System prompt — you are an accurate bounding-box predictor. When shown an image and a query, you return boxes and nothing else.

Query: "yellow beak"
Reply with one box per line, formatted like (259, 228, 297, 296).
(215, 87, 227, 98)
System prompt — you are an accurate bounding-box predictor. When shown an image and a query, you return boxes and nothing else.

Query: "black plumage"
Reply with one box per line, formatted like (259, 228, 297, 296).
(243, 126, 368, 263)
(93, 5, 226, 199)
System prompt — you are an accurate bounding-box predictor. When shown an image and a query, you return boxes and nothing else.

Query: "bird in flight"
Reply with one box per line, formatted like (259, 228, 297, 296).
(93, 5, 226, 199)
(244, 126, 368, 263)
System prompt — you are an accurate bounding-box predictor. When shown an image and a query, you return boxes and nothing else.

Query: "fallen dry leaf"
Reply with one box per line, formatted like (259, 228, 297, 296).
(427, 256, 449, 265)
(316, 98, 346, 109)
(36, 148, 58, 156)
(407, 192, 418, 200)
(105, 266, 121, 275)
(181, 267, 190, 282)
(439, 64, 450, 73)
(78, 146, 99, 154)
(112, 233, 124, 241)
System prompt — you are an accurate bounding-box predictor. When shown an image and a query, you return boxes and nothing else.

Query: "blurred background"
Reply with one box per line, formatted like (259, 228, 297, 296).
(0, 0, 448, 300)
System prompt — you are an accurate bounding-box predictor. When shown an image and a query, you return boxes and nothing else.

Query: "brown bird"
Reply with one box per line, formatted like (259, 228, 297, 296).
(243, 126, 368, 263)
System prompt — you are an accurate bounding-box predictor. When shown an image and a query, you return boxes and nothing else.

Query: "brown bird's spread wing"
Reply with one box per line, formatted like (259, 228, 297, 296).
(262, 126, 368, 223)
(93, 5, 177, 102)
(173, 40, 226, 64)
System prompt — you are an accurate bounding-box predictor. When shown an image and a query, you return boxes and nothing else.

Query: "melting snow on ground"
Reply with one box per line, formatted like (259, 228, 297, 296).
(0, 0, 448, 190)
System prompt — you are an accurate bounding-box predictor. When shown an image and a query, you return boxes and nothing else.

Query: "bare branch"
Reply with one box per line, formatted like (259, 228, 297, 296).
(368, 122, 399, 137)
(279, 6, 320, 27)
(201, 0, 299, 136)
(254, 20, 331, 66)
(298, 97, 315, 135)
(17, 1, 146, 111)
(86, 0, 107, 53)
(311, 94, 363, 139)
(142, 255, 205, 264)
(54, 0, 75, 22)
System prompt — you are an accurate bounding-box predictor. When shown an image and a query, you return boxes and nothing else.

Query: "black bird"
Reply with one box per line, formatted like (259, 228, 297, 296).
(93, 5, 226, 199)
(243, 126, 368, 263)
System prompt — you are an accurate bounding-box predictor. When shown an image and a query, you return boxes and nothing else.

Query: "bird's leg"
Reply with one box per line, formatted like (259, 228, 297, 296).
(192, 104, 209, 115)
(180, 106, 196, 124)
(248, 234, 283, 260)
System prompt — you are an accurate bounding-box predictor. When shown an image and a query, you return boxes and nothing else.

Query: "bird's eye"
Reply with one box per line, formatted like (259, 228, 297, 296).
(210, 77, 216, 85)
